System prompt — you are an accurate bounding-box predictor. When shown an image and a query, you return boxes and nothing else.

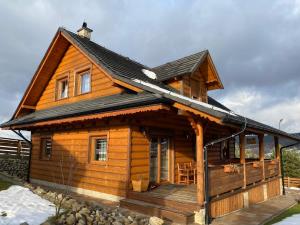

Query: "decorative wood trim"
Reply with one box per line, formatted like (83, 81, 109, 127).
(173, 102, 222, 125)
(9, 104, 170, 129)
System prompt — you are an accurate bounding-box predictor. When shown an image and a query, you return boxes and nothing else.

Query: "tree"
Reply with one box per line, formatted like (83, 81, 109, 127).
(282, 149, 300, 178)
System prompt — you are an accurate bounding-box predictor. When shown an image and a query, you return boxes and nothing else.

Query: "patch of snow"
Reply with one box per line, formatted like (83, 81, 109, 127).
(287, 187, 300, 191)
(132, 78, 237, 116)
(0, 185, 55, 225)
(142, 69, 157, 80)
(273, 214, 300, 225)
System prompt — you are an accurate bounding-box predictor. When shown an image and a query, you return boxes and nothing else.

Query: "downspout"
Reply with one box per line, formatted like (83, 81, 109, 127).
(280, 141, 300, 195)
(204, 116, 247, 225)
(11, 129, 32, 182)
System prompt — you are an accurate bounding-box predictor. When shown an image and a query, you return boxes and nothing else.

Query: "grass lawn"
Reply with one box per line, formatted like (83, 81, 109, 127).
(265, 204, 300, 225)
(0, 179, 12, 191)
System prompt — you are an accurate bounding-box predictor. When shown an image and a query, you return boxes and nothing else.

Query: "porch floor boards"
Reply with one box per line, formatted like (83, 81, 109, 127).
(145, 184, 197, 204)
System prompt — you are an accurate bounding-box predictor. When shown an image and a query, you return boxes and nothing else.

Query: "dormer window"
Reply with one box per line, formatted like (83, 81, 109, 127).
(56, 77, 69, 100)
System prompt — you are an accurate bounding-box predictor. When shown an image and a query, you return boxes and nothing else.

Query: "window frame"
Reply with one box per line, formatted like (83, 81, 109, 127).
(55, 73, 69, 101)
(88, 132, 109, 164)
(74, 65, 92, 96)
(40, 136, 53, 160)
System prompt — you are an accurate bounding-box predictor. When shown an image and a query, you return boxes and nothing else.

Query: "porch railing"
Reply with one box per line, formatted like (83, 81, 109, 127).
(208, 159, 279, 197)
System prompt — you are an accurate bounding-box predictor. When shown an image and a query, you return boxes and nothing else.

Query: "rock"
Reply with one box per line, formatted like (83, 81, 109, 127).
(66, 214, 76, 225)
(19, 223, 29, 225)
(128, 216, 134, 222)
(1, 211, 7, 217)
(34, 186, 45, 195)
(113, 221, 123, 225)
(149, 216, 164, 225)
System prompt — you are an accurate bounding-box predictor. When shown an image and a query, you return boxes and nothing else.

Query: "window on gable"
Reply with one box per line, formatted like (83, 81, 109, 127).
(40, 137, 52, 160)
(56, 77, 68, 100)
(90, 136, 108, 162)
(76, 69, 91, 95)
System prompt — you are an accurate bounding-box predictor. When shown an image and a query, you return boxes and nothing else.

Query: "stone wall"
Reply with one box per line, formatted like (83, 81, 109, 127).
(0, 158, 29, 180)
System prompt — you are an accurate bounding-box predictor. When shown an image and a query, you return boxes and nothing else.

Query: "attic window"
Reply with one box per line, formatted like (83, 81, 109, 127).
(142, 69, 157, 80)
(56, 77, 68, 100)
(75, 67, 91, 95)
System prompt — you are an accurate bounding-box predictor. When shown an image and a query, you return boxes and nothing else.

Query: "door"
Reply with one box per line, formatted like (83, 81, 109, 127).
(149, 137, 169, 183)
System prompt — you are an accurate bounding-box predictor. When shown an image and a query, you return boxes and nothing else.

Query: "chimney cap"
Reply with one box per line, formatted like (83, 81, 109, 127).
(77, 22, 93, 33)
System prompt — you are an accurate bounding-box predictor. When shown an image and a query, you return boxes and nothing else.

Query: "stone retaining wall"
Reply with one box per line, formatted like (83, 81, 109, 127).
(0, 158, 29, 180)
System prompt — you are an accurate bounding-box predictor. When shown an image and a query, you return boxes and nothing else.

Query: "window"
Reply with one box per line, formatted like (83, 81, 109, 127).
(56, 77, 68, 99)
(80, 72, 91, 94)
(40, 137, 52, 160)
(91, 136, 107, 161)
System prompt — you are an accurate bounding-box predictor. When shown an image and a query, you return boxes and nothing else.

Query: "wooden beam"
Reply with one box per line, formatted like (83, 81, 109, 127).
(239, 134, 246, 164)
(22, 105, 36, 110)
(239, 133, 247, 189)
(274, 136, 281, 176)
(173, 102, 222, 125)
(259, 134, 265, 181)
(196, 120, 204, 205)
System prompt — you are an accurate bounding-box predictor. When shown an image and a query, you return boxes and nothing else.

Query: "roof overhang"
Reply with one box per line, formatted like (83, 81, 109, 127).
(4, 104, 170, 130)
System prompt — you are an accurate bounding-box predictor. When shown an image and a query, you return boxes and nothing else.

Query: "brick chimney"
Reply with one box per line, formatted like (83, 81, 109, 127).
(77, 22, 93, 40)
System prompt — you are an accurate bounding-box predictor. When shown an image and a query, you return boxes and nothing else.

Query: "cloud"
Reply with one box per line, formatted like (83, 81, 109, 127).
(0, 0, 299, 133)
(218, 87, 300, 133)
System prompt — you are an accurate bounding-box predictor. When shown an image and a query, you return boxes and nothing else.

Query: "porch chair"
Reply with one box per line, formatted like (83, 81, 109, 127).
(177, 163, 195, 184)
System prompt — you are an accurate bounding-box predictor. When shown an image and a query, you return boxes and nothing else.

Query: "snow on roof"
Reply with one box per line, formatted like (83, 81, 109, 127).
(132, 78, 237, 117)
(142, 69, 157, 80)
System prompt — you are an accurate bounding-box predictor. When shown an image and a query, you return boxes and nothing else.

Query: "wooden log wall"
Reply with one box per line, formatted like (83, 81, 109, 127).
(30, 124, 129, 197)
(36, 45, 123, 110)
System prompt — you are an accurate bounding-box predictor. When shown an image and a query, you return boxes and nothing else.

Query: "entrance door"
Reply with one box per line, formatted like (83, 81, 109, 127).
(149, 137, 169, 183)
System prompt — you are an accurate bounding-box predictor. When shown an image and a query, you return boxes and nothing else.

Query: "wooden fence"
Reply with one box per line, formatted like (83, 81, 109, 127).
(284, 177, 300, 188)
(0, 137, 30, 159)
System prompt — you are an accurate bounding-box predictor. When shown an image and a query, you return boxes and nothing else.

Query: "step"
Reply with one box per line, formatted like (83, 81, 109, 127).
(127, 191, 201, 212)
(120, 198, 195, 224)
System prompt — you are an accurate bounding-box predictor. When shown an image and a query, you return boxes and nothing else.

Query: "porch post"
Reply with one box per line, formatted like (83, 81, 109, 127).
(196, 121, 204, 205)
(274, 136, 281, 175)
(259, 134, 265, 181)
(239, 134, 246, 188)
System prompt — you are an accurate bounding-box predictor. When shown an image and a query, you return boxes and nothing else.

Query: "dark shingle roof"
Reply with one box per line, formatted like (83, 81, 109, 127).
(1, 92, 169, 127)
(152, 50, 208, 81)
(62, 29, 170, 90)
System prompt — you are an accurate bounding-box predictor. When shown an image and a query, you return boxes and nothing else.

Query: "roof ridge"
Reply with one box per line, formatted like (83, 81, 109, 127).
(152, 49, 208, 69)
(61, 28, 151, 70)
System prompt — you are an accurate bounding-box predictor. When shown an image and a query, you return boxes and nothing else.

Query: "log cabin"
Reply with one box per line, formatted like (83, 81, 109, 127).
(1, 23, 300, 224)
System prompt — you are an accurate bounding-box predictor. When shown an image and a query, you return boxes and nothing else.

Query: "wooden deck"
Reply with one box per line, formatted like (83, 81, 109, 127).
(141, 184, 197, 203)
(120, 184, 200, 224)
